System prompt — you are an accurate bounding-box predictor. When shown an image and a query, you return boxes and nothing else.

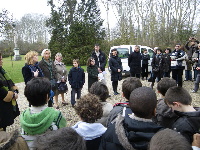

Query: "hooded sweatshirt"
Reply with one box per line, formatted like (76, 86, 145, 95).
(20, 105, 66, 149)
(72, 121, 107, 140)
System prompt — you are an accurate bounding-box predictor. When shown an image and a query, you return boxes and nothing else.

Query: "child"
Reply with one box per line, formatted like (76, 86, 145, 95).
(68, 59, 85, 107)
(87, 57, 98, 90)
(89, 82, 113, 126)
(153, 77, 178, 128)
(165, 86, 200, 143)
(34, 127, 86, 150)
(72, 93, 107, 150)
(141, 48, 150, 80)
(106, 77, 142, 127)
(99, 87, 163, 150)
(149, 128, 192, 150)
(20, 77, 66, 149)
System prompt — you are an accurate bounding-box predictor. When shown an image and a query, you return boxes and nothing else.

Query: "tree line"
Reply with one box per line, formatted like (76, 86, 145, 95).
(0, 0, 200, 64)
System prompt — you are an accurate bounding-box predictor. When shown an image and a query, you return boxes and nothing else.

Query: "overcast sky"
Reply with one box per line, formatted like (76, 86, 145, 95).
(0, 0, 117, 28)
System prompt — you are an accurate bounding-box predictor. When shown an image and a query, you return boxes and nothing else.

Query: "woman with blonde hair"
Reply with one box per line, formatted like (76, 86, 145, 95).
(54, 53, 68, 109)
(39, 49, 56, 107)
(22, 51, 44, 84)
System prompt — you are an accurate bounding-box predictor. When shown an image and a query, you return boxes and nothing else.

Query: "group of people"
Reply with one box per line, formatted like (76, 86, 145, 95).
(128, 37, 200, 91)
(1, 41, 200, 149)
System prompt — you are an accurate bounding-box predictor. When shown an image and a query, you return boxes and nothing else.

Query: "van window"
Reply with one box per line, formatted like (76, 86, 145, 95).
(117, 48, 129, 58)
(148, 49, 154, 58)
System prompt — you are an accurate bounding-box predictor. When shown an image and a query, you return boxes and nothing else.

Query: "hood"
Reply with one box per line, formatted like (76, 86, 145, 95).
(72, 121, 107, 140)
(20, 107, 59, 135)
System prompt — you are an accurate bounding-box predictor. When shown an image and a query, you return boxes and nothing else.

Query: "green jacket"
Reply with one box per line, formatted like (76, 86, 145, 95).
(20, 107, 66, 135)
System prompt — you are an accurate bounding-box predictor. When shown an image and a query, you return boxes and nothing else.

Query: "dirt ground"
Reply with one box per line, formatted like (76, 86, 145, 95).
(7, 69, 200, 132)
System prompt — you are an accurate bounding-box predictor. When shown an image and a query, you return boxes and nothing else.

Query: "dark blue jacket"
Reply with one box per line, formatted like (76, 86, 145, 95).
(68, 67, 85, 89)
(22, 62, 44, 84)
(128, 51, 142, 74)
(172, 110, 200, 144)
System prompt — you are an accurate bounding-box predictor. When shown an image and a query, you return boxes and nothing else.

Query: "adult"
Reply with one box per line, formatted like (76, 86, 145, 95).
(91, 44, 107, 83)
(0, 53, 20, 131)
(39, 49, 57, 107)
(185, 37, 199, 80)
(151, 48, 164, 89)
(170, 44, 186, 87)
(54, 53, 68, 109)
(22, 51, 44, 84)
(163, 48, 171, 77)
(109, 49, 122, 95)
(141, 48, 150, 80)
(128, 45, 142, 78)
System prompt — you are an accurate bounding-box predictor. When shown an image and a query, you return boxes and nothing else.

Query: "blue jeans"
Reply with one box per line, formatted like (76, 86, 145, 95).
(185, 70, 192, 81)
(71, 88, 82, 105)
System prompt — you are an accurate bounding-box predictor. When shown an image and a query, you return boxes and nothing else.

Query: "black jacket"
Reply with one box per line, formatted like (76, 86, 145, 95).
(172, 110, 200, 144)
(109, 55, 122, 81)
(68, 67, 85, 89)
(87, 65, 98, 90)
(99, 115, 163, 150)
(152, 54, 164, 73)
(142, 53, 150, 65)
(22, 62, 44, 84)
(128, 51, 142, 74)
(91, 50, 107, 71)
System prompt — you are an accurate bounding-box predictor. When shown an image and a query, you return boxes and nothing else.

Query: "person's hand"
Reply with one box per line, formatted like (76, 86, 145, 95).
(118, 69, 121, 72)
(192, 133, 200, 148)
(14, 93, 18, 100)
(33, 69, 39, 77)
(98, 68, 102, 73)
(196, 67, 200, 70)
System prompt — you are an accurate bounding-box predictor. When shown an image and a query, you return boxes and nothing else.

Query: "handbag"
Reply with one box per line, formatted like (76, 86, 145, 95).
(58, 82, 68, 92)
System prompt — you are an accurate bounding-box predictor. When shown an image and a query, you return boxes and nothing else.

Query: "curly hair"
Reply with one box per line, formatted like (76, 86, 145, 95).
(24, 51, 38, 65)
(74, 93, 103, 123)
(89, 82, 109, 102)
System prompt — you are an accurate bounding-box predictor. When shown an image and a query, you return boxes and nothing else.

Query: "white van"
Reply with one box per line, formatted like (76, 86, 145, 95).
(108, 45, 154, 75)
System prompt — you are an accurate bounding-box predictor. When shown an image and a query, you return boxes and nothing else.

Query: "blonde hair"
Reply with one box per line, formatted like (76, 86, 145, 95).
(41, 49, 51, 57)
(55, 53, 62, 60)
(25, 51, 38, 65)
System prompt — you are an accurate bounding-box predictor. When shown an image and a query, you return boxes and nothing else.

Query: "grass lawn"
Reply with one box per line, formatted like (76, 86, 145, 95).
(3, 56, 87, 83)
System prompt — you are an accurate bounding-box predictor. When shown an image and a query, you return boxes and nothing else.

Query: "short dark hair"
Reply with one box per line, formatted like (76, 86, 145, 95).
(24, 77, 51, 106)
(165, 48, 171, 53)
(129, 87, 157, 118)
(86, 57, 95, 66)
(157, 77, 176, 96)
(111, 48, 117, 52)
(75, 93, 103, 123)
(164, 86, 192, 105)
(89, 82, 109, 102)
(122, 77, 142, 100)
(156, 48, 162, 53)
(34, 127, 86, 150)
(149, 129, 192, 150)
(95, 43, 99, 46)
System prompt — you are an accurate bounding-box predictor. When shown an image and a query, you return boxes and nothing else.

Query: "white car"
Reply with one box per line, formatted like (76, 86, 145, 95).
(108, 45, 154, 75)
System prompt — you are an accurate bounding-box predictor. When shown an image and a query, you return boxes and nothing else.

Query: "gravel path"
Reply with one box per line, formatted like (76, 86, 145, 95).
(7, 69, 200, 132)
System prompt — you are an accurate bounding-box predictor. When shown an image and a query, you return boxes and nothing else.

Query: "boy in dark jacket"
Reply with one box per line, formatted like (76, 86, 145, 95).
(153, 77, 178, 128)
(100, 87, 163, 150)
(165, 86, 200, 143)
(141, 49, 150, 80)
(68, 59, 85, 107)
(106, 77, 142, 127)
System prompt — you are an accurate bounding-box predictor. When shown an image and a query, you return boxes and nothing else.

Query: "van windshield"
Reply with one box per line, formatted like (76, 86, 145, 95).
(117, 48, 129, 58)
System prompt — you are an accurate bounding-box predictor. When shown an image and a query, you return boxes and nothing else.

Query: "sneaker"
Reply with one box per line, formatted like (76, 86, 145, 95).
(191, 90, 197, 93)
